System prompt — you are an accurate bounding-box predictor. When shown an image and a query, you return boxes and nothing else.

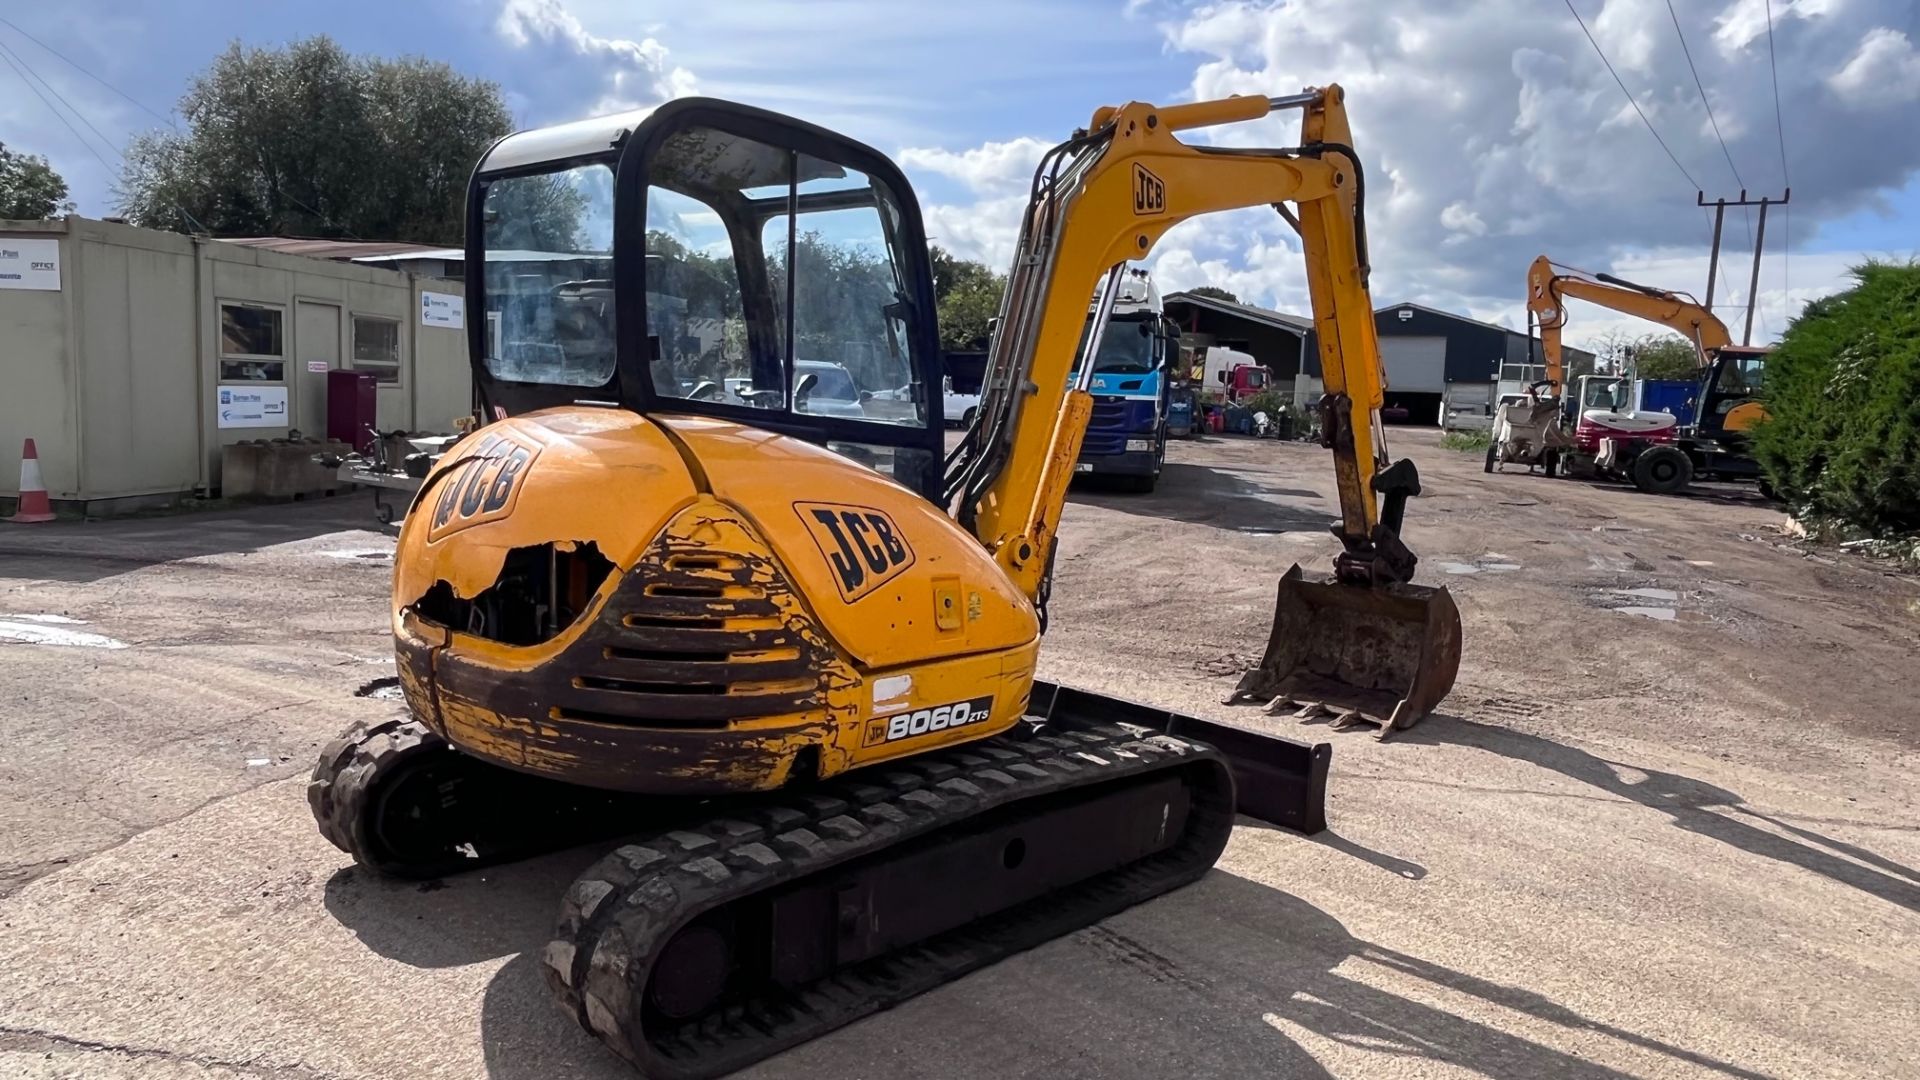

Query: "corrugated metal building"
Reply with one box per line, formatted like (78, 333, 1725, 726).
(1160, 292, 1593, 425)
(0, 216, 474, 515)
(1372, 302, 1594, 425)
(1162, 290, 1316, 382)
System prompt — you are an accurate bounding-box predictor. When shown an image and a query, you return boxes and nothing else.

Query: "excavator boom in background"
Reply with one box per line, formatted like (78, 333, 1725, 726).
(1517, 256, 1771, 495)
(309, 86, 1459, 1078)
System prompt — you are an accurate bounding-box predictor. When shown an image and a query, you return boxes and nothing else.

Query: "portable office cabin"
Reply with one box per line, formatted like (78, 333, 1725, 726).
(0, 217, 472, 515)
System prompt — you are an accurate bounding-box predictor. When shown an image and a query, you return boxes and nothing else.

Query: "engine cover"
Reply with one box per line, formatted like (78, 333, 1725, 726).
(389, 407, 1041, 793)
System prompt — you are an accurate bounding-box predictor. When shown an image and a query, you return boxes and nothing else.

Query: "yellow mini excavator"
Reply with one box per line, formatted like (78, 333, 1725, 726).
(310, 87, 1459, 1078)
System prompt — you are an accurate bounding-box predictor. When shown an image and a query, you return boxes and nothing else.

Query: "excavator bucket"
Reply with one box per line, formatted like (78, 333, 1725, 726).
(1230, 563, 1462, 739)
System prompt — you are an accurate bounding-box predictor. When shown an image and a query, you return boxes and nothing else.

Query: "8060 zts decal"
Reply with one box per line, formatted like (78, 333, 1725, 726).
(864, 695, 996, 746)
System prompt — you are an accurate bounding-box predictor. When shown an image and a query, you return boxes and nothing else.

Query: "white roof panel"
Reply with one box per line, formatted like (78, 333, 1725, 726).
(480, 109, 653, 173)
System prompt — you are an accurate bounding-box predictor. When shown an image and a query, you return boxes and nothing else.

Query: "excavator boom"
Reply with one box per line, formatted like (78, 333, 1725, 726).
(1526, 255, 1732, 389)
(946, 86, 1459, 735)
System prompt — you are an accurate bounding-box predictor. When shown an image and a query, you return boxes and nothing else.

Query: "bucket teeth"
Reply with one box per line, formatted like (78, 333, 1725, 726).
(1233, 563, 1463, 738)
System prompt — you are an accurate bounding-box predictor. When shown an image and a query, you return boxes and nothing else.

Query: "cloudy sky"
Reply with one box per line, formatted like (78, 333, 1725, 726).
(3, 0, 1915, 348)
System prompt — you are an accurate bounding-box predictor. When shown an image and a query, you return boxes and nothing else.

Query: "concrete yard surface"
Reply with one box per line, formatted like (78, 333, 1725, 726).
(1, 434, 1916, 1079)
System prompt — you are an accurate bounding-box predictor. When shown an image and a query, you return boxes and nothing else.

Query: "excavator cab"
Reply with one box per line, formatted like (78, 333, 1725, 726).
(468, 100, 947, 494)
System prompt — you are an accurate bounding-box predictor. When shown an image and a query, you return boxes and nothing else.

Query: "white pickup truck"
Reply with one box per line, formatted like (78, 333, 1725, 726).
(942, 375, 980, 428)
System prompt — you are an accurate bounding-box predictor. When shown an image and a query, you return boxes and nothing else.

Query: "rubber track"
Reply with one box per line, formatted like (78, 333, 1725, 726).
(307, 716, 442, 876)
(309, 715, 662, 880)
(543, 721, 1235, 1080)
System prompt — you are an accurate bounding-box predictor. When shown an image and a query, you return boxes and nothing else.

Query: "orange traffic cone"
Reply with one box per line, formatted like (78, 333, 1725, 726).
(8, 439, 56, 523)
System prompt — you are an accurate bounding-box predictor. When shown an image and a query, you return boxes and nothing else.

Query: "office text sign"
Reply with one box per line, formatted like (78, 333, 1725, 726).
(0, 239, 60, 291)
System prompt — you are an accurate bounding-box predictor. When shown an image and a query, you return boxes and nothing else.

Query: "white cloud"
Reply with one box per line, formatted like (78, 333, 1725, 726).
(921, 193, 1029, 269)
(495, 0, 696, 117)
(898, 137, 1051, 195)
(1131, 0, 1920, 341)
(1440, 201, 1488, 237)
(1712, 0, 1836, 56)
(1828, 28, 1920, 106)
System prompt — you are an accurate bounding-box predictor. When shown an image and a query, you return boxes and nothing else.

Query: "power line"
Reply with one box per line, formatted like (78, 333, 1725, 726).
(0, 41, 121, 176)
(1564, 0, 1704, 193)
(1664, 0, 1754, 250)
(0, 38, 126, 166)
(1765, 0, 1791, 315)
(0, 30, 210, 234)
(0, 15, 176, 130)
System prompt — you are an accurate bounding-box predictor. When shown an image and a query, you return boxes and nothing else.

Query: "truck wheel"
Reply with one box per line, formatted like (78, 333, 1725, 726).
(1631, 445, 1694, 495)
(962, 407, 978, 428)
(1483, 445, 1497, 473)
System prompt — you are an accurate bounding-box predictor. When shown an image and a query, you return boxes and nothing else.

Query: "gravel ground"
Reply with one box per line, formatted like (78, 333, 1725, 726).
(0, 432, 1915, 1080)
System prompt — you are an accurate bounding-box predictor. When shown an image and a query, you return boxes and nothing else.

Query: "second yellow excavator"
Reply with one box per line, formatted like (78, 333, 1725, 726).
(309, 86, 1459, 1078)
(1521, 256, 1770, 494)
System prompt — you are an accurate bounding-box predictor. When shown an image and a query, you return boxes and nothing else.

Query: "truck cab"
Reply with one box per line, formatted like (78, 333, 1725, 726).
(1069, 267, 1173, 492)
(1200, 346, 1268, 403)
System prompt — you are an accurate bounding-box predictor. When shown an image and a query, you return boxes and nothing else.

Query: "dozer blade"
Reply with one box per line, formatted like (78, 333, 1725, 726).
(1029, 679, 1329, 834)
(1230, 563, 1462, 739)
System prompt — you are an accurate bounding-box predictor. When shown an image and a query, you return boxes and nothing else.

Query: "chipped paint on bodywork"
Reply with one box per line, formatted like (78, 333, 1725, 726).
(390, 406, 1048, 796)
(392, 409, 697, 605)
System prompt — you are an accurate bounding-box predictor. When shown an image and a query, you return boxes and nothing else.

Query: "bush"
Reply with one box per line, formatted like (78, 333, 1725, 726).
(1440, 429, 1491, 452)
(1749, 261, 1920, 535)
(1243, 390, 1289, 417)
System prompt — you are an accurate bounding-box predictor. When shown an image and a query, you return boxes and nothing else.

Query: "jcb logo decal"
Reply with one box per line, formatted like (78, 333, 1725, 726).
(795, 501, 914, 602)
(1133, 163, 1165, 215)
(427, 432, 542, 541)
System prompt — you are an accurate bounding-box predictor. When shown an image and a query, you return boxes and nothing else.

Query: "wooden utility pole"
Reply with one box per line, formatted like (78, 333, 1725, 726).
(1696, 189, 1791, 344)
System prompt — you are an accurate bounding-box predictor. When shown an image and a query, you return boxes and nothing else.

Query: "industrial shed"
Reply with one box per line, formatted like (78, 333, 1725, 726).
(1161, 290, 1314, 383)
(1371, 301, 1595, 425)
(1161, 292, 1594, 425)
(0, 216, 473, 516)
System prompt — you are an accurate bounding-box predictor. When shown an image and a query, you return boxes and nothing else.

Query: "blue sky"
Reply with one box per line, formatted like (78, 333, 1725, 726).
(4, 0, 1917, 346)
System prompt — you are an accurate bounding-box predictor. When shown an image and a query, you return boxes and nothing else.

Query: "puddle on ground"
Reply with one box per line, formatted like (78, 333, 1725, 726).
(1615, 605, 1678, 621)
(0, 616, 127, 649)
(355, 676, 404, 701)
(1441, 559, 1522, 576)
(1614, 587, 1680, 602)
(1611, 604, 1710, 624)
(320, 548, 393, 561)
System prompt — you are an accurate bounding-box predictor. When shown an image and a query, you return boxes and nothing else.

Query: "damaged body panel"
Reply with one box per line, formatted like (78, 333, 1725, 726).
(394, 417, 1045, 793)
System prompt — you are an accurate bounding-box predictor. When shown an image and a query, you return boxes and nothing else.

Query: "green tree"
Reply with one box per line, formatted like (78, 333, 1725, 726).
(1186, 284, 1239, 304)
(0, 142, 73, 219)
(1626, 333, 1699, 380)
(928, 245, 1004, 351)
(118, 37, 510, 242)
(1749, 261, 1920, 535)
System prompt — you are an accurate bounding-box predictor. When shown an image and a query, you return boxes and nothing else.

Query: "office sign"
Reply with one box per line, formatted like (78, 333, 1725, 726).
(420, 290, 464, 329)
(216, 385, 289, 429)
(0, 239, 60, 291)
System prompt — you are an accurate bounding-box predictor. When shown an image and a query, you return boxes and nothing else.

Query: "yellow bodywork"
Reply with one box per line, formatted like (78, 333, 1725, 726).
(394, 408, 1038, 792)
